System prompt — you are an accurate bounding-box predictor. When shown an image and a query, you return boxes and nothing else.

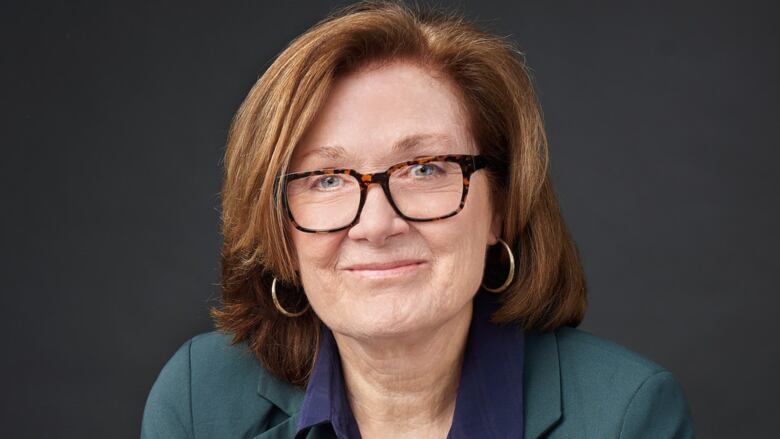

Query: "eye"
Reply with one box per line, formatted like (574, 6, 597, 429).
(312, 175, 344, 190)
(409, 163, 444, 177)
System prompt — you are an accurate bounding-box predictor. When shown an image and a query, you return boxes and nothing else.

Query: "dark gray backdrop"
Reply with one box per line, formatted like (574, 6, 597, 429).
(2, 0, 777, 437)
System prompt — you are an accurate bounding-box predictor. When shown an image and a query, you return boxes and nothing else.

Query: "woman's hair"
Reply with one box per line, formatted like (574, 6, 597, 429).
(210, 0, 587, 386)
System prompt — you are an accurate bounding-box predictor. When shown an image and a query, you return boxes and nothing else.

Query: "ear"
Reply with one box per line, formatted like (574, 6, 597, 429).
(488, 212, 502, 246)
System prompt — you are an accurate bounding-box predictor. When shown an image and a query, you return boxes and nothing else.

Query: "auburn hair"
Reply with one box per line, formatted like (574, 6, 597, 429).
(210, 0, 587, 387)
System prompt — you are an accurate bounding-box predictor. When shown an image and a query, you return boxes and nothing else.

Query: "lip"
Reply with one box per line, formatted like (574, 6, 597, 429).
(344, 260, 426, 271)
(344, 260, 425, 278)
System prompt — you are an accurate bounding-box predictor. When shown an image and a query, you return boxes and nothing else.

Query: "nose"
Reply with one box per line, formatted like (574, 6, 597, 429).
(347, 184, 409, 245)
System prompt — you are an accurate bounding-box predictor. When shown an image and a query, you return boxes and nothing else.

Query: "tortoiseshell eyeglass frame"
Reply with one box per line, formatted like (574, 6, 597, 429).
(274, 154, 487, 233)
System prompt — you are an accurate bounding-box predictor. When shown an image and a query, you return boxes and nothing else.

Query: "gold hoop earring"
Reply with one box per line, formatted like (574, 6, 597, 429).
(481, 238, 516, 293)
(271, 277, 310, 317)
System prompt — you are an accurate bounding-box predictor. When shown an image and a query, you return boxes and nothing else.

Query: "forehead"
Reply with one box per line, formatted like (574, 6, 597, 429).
(290, 61, 474, 171)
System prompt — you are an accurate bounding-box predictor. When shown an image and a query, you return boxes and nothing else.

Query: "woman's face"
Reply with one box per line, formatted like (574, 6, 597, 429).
(287, 60, 500, 340)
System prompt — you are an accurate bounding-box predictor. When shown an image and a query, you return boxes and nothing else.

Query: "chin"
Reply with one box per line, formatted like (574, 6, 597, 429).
(331, 296, 445, 340)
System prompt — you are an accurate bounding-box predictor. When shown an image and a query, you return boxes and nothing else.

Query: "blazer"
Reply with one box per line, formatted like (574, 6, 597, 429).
(141, 327, 694, 438)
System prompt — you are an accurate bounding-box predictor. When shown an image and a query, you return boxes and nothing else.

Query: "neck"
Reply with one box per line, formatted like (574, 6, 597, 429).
(332, 301, 473, 439)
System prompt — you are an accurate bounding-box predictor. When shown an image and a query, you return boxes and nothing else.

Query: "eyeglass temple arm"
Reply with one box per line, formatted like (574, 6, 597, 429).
(473, 154, 487, 170)
(272, 174, 287, 207)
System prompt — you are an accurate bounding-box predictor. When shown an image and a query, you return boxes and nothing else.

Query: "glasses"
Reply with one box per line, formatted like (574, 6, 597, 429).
(276, 154, 487, 233)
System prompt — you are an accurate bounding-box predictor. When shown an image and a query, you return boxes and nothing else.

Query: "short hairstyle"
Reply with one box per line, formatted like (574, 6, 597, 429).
(211, 0, 587, 386)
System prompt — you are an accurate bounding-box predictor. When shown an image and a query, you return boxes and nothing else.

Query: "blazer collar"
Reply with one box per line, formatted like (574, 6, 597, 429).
(253, 369, 306, 439)
(523, 329, 563, 438)
(253, 323, 563, 439)
(256, 366, 304, 416)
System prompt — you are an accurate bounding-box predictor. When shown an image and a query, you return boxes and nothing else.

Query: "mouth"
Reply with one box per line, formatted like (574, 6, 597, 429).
(343, 260, 427, 279)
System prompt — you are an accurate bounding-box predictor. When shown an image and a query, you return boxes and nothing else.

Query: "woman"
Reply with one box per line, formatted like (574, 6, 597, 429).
(142, 1, 694, 438)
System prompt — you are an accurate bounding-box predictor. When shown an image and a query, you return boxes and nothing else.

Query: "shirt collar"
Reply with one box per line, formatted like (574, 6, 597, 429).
(295, 324, 360, 439)
(295, 291, 525, 439)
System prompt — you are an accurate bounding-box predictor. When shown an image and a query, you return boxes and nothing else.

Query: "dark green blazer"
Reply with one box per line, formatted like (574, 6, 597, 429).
(141, 327, 694, 438)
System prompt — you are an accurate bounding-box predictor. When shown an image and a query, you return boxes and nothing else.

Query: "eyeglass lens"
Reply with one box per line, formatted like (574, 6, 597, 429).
(286, 160, 464, 231)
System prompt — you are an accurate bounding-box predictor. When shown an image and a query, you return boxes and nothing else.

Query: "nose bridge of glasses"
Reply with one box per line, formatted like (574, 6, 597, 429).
(356, 171, 399, 218)
(357, 171, 389, 187)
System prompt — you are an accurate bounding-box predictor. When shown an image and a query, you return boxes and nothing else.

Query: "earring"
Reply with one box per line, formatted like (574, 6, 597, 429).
(481, 238, 516, 293)
(271, 277, 310, 317)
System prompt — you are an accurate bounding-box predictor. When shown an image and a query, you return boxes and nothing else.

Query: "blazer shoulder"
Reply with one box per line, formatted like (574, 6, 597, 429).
(554, 326, 666, 377)
(142, 331, 295, 439)
(544, 327, 695, 438)
(142, 336, 196, 438)
(186, 330, 258, 374)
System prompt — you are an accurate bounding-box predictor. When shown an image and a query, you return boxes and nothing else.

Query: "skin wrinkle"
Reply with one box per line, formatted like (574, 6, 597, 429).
(341, 307, 468, 432)
(288, 60, 501, 438)
(293, 133, 458, 172)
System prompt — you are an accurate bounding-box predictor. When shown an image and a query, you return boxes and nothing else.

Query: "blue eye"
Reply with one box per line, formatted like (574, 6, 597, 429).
(410, 163, 442, 177)
(312, 175, 343, 190)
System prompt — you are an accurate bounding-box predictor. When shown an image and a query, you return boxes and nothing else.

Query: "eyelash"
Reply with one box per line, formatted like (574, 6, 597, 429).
(311, 175, 345, 190)
(407, 163, 443, 177)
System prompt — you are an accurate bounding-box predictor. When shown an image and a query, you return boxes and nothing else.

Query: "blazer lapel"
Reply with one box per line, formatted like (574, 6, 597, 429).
(252, 367, 305, 439)
(252, 367, 337, 439)
(252, 415, 337, 439)
(523, 330, 563, 439)
(252, 413, 300, 439)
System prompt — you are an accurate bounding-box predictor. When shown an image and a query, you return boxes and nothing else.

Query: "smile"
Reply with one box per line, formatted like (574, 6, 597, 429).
(344, 261, 427, 279)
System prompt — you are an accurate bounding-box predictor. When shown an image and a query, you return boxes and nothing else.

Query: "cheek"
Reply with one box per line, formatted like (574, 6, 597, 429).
(451, 176, 493, 247)
(290, 229, 344, 273)
(432, 223, 489, 286)
(425, 178, 494, 292)
(288, 230, 353, 326)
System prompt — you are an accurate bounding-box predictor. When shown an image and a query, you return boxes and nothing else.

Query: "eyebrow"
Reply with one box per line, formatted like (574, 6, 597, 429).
(299, 133, 455, 164)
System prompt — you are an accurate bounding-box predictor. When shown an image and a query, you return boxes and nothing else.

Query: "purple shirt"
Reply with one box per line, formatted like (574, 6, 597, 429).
(295, 291, 525, 439)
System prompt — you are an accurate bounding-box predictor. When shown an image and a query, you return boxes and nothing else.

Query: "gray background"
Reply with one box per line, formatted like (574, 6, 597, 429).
(2, 0, 778, 437)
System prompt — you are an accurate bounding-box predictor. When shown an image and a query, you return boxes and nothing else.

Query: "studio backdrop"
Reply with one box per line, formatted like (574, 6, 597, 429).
(1, 1, 778, 438)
